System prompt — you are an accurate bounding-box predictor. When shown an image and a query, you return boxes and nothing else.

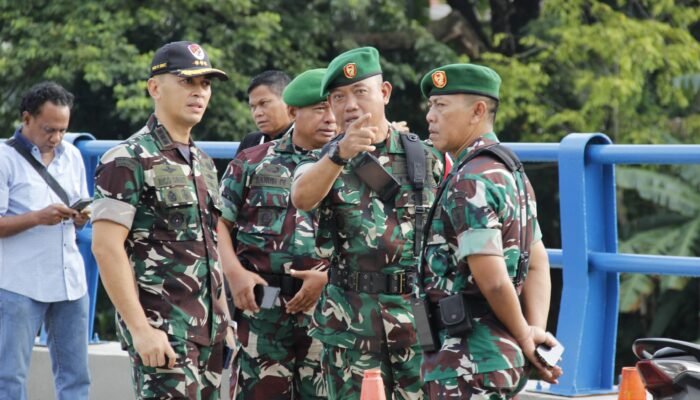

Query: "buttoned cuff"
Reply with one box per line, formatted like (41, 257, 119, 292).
(91, 197, 136, 229)
(456, 228, 503, 261)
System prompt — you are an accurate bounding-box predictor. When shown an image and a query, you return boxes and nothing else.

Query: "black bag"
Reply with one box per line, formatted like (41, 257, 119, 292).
(439, 293, 473, 337)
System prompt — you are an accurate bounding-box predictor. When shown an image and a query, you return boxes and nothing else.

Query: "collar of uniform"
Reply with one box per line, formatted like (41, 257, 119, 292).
(13, 126, 65, 156)
(274, 130, 295, 153)
(274, 124, 311, 155)
(146, 113, 181, 151)
(386, 129, 406, 154)
(454, 131, 499, 166)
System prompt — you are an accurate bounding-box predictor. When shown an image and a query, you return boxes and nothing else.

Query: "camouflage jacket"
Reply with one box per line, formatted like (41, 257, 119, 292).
(219, 130, 328, 326)
(420, 132, 542, 381)
(306, 129, 445, 353)
(92, 114, 227, 346)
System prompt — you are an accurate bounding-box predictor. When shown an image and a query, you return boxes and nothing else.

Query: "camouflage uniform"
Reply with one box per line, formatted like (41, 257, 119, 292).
(220, 131, 328, 400)
(303, 129, 444, 400)
(92, 114, 228, 400)
(421, 132, 541, 399)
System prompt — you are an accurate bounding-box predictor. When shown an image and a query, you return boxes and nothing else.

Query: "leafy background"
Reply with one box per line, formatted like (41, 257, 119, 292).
(2, 0, 699, 378)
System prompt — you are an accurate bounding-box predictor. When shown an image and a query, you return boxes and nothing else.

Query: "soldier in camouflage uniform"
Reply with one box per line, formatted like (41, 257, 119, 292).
(218, 68, 336, 399)
(418, 63, 563, 399)
(91, 41, 233, 400)
(291, 47, 446, 400)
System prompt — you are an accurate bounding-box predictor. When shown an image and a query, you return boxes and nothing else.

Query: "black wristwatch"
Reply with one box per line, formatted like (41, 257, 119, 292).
(327, 141, 348, 166)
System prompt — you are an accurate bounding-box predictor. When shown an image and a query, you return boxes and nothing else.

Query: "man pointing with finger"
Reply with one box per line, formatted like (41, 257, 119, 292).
(291, 47, 446, 400)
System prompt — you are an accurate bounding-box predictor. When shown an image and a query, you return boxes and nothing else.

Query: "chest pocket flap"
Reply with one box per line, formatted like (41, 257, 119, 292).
(243, 164, 292, 236)
(151, 163, 199, 241)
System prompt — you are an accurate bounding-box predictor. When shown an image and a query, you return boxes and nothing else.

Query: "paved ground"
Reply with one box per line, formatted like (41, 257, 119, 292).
(29, 342, 651, 399)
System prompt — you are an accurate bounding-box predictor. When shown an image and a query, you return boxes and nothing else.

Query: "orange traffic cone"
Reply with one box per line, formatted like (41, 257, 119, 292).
(618, 366, 647, 400)
(360, 369, 387, 400)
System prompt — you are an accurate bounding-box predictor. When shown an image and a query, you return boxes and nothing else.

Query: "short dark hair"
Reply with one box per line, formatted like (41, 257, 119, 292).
(20, 81, 74, 117)
(485, 98, 499, 124)
(247, 70, 291, 96)
(464, 94, 499, 124)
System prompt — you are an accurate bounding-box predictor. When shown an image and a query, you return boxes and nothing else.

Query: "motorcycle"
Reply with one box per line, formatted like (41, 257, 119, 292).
(633, 338, 700, 399)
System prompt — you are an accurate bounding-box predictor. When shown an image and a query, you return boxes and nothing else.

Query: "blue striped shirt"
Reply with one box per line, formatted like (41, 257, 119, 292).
(0, 128, 88, 302)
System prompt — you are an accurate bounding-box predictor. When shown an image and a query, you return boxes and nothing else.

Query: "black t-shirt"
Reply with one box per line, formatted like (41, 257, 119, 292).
(234, 124, 293, 157)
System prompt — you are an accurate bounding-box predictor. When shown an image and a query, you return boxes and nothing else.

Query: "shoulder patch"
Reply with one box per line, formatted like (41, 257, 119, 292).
(100, 144, 133, 164)
(115, 157, 140, 171)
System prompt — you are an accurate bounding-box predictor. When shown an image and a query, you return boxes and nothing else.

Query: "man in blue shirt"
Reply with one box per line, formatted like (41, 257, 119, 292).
(0, 82, 91, 400)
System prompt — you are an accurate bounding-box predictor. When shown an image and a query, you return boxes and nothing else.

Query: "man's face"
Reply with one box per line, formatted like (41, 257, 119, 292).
(292, 101, 337, 150)
(152, 74, 212, 127)
(426, 94, 474, 153)
(328, 76, 390, 132)
(248, 85, 291, 135)
(21, 102, 70, 155)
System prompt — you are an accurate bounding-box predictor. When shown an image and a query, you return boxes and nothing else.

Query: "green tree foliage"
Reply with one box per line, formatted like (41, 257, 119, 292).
(0, 0, 455, 140)
(2, 0, 698, 356)
(476, 0, 700, 144)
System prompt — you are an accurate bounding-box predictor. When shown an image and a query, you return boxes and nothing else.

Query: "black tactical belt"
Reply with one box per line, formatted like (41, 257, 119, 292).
(429, 298, 492, 330)
(256, 272, 303, 296)
(329, 268, 413, 294)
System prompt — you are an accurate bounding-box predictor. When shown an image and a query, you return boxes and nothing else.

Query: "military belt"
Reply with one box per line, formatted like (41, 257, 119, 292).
(256, 272, 303, 297)
(428, 298, 491, 330)
(329, 268, 413, 295)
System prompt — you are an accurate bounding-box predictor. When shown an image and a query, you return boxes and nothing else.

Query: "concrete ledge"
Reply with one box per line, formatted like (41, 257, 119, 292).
(28, 342, 231, 400)
(29, 344, 645, 400)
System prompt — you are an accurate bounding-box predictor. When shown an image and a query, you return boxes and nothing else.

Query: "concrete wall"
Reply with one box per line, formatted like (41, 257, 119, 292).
(28, 342, 231, 400)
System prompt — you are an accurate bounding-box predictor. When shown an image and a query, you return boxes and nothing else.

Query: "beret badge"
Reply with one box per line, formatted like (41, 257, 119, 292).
(343, 63, 357, 79)
(432, 71, 447, 89)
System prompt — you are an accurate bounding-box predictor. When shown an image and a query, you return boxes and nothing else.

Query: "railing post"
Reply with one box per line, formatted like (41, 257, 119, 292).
(546, 133, 619, 395)
(65, 133, 100, 343)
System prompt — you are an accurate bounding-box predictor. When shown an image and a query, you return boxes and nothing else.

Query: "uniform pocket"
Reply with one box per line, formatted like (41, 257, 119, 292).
(151, 185, 201, 241)
(330, 178, 363, 235)
(239, 187, 290, 235)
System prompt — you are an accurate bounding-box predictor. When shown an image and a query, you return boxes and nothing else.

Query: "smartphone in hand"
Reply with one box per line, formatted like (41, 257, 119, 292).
(70, 198, 93, 212)
(535, 340, 565, 367)
(254, 285, 281, 309)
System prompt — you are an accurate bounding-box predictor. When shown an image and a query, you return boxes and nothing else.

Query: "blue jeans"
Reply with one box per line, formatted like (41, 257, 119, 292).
(0, 288, 90, 400)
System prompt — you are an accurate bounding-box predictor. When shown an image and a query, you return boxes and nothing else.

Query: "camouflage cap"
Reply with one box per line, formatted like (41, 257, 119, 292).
(420, 63, 500, 100)
(150, 41, 228, 81)
(320, 47, 382, 96)
(282, 68, 327, 107)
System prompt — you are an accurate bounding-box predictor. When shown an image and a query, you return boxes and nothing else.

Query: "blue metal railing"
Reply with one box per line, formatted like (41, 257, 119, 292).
(61, 133, 700, 396)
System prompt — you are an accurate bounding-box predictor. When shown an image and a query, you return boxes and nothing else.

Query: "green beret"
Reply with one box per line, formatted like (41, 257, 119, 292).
(320, 47, 382, 96)
(282, 68, 327, 107)
(420, 63, 501, 100)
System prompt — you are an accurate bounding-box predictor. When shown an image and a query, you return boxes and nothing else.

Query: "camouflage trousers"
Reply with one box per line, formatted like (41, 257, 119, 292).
(232, 314, 325, 399)
(124, 334, 225, 400)
(423, 367, 528, 400)
(320, 343, 424, 400)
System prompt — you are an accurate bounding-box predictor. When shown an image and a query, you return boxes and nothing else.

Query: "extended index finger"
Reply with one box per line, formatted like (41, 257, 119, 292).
(347, 113, 371, 131)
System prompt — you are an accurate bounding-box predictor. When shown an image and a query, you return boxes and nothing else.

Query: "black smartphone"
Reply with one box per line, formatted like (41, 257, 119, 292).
(353, 153, 400, 202)
(70, 198, 93, 212)
(254, 285, 281, 309)
(535, 340, 565, 367)
(223, 344, 235, 368)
